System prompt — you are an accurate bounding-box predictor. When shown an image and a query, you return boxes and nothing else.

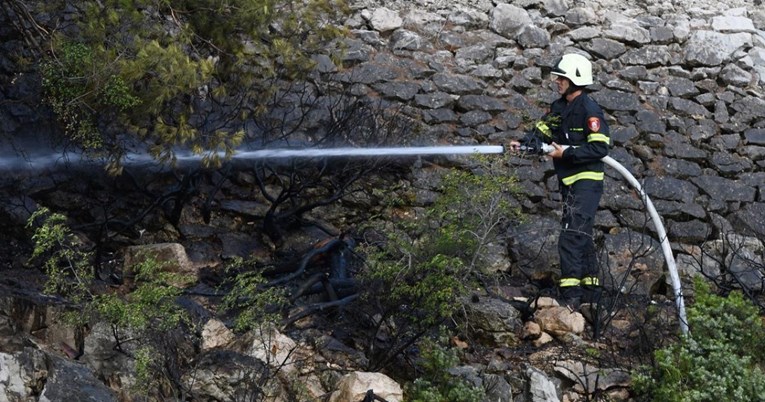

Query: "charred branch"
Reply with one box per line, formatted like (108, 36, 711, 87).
(1, 0, 48, 54)
(282, 293, 359, 328)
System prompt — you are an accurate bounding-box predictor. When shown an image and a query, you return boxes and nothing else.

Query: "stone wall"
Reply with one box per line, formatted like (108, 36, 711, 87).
(333, 0, 765, 292)
(2, 0, 765, 295)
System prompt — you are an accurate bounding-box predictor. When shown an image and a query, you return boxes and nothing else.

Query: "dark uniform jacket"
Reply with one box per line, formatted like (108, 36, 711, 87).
(534, 92, 610, 185)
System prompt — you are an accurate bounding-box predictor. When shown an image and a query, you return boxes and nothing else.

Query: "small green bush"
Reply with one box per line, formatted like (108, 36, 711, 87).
(406, 336, 485, 402)
(41, 41, 141, 152)
(95, 255, 188, 335)
(358, 154, 520, 370)
(632, 278, 765, 401)
(27, 208, 191, 396)
(221, 256, 287, 332)
(27, 207, 94, 308)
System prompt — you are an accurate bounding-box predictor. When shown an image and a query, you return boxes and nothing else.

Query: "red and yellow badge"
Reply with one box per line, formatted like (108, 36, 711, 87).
(587, 117, 601, 132)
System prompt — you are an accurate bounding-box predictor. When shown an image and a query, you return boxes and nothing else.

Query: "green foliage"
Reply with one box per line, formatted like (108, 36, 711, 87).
(358, 155, 520, 369)
(632, 278, 765, 401)
(95, 255, 190, 395)
(26, 209, 191, 396)
(406, 336, 485, 402)
(221, 257, 288, 332)
(27, 207, 94, 306)
(103, 75, 142, 112)
(686, 280, 765, 360)
(96, 255, 188, 333)
(133, 346, 156, 393)
(429, 154, 520, 270)
(38, 0, 349, 173)
(363, 248, 464, 328)
(41, 40, 141, 153)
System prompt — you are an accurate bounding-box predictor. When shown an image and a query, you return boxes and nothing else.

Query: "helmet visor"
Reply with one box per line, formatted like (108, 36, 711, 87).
(551, 57, 565, 76)
(551, 70, 566, 76)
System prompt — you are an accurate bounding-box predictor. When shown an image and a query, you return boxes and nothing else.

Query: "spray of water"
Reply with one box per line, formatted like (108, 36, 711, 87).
(0, 145, 505, 171)
(227, 145, 504, 159)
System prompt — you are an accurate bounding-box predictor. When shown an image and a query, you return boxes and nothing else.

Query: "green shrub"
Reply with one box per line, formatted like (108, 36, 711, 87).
(406, 336, 485, 402)
(95, 255, 188, 336)
(27, 207, 94, 308)
(27, 208, 191, 396)
(221, 256, 288, 332)
(41, 41, 141, 153)
(358, 154, 520, 370)
(632, 278, 765, 401)
(429, 154, 520, 270)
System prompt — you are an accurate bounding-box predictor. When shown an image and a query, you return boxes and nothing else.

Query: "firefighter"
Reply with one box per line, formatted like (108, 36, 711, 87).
(510, 53, 610, 309)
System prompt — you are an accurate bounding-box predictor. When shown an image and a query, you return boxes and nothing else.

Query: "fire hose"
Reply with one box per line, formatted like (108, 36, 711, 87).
(520, 142, 688, 334)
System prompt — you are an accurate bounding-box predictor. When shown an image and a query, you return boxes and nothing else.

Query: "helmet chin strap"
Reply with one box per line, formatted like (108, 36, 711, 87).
(563, 83, 584, 98)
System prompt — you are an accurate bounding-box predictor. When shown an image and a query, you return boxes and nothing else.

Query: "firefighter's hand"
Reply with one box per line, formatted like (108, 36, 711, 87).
(508, 140, 521, 153)
(547, 142, 565, 159)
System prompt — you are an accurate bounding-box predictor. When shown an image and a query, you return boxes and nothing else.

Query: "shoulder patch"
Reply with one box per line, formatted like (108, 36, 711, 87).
(587, 117, 601, 132)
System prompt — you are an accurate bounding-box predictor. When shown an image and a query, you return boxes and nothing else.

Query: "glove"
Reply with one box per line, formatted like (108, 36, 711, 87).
(535, 120, 552, 137)
(535, 113, 561, 139)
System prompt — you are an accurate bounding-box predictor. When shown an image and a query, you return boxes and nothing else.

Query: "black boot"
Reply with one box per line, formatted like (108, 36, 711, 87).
(582, 285, 603, 304)
(559, 286, 582, 310)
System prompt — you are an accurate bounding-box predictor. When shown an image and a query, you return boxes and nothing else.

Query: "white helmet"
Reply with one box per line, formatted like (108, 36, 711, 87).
(551, 53, 593, 86)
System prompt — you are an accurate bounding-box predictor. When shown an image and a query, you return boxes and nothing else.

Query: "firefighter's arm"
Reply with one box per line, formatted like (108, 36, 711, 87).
(561, 115, 609, 163)
(561, 139, 609, 163)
